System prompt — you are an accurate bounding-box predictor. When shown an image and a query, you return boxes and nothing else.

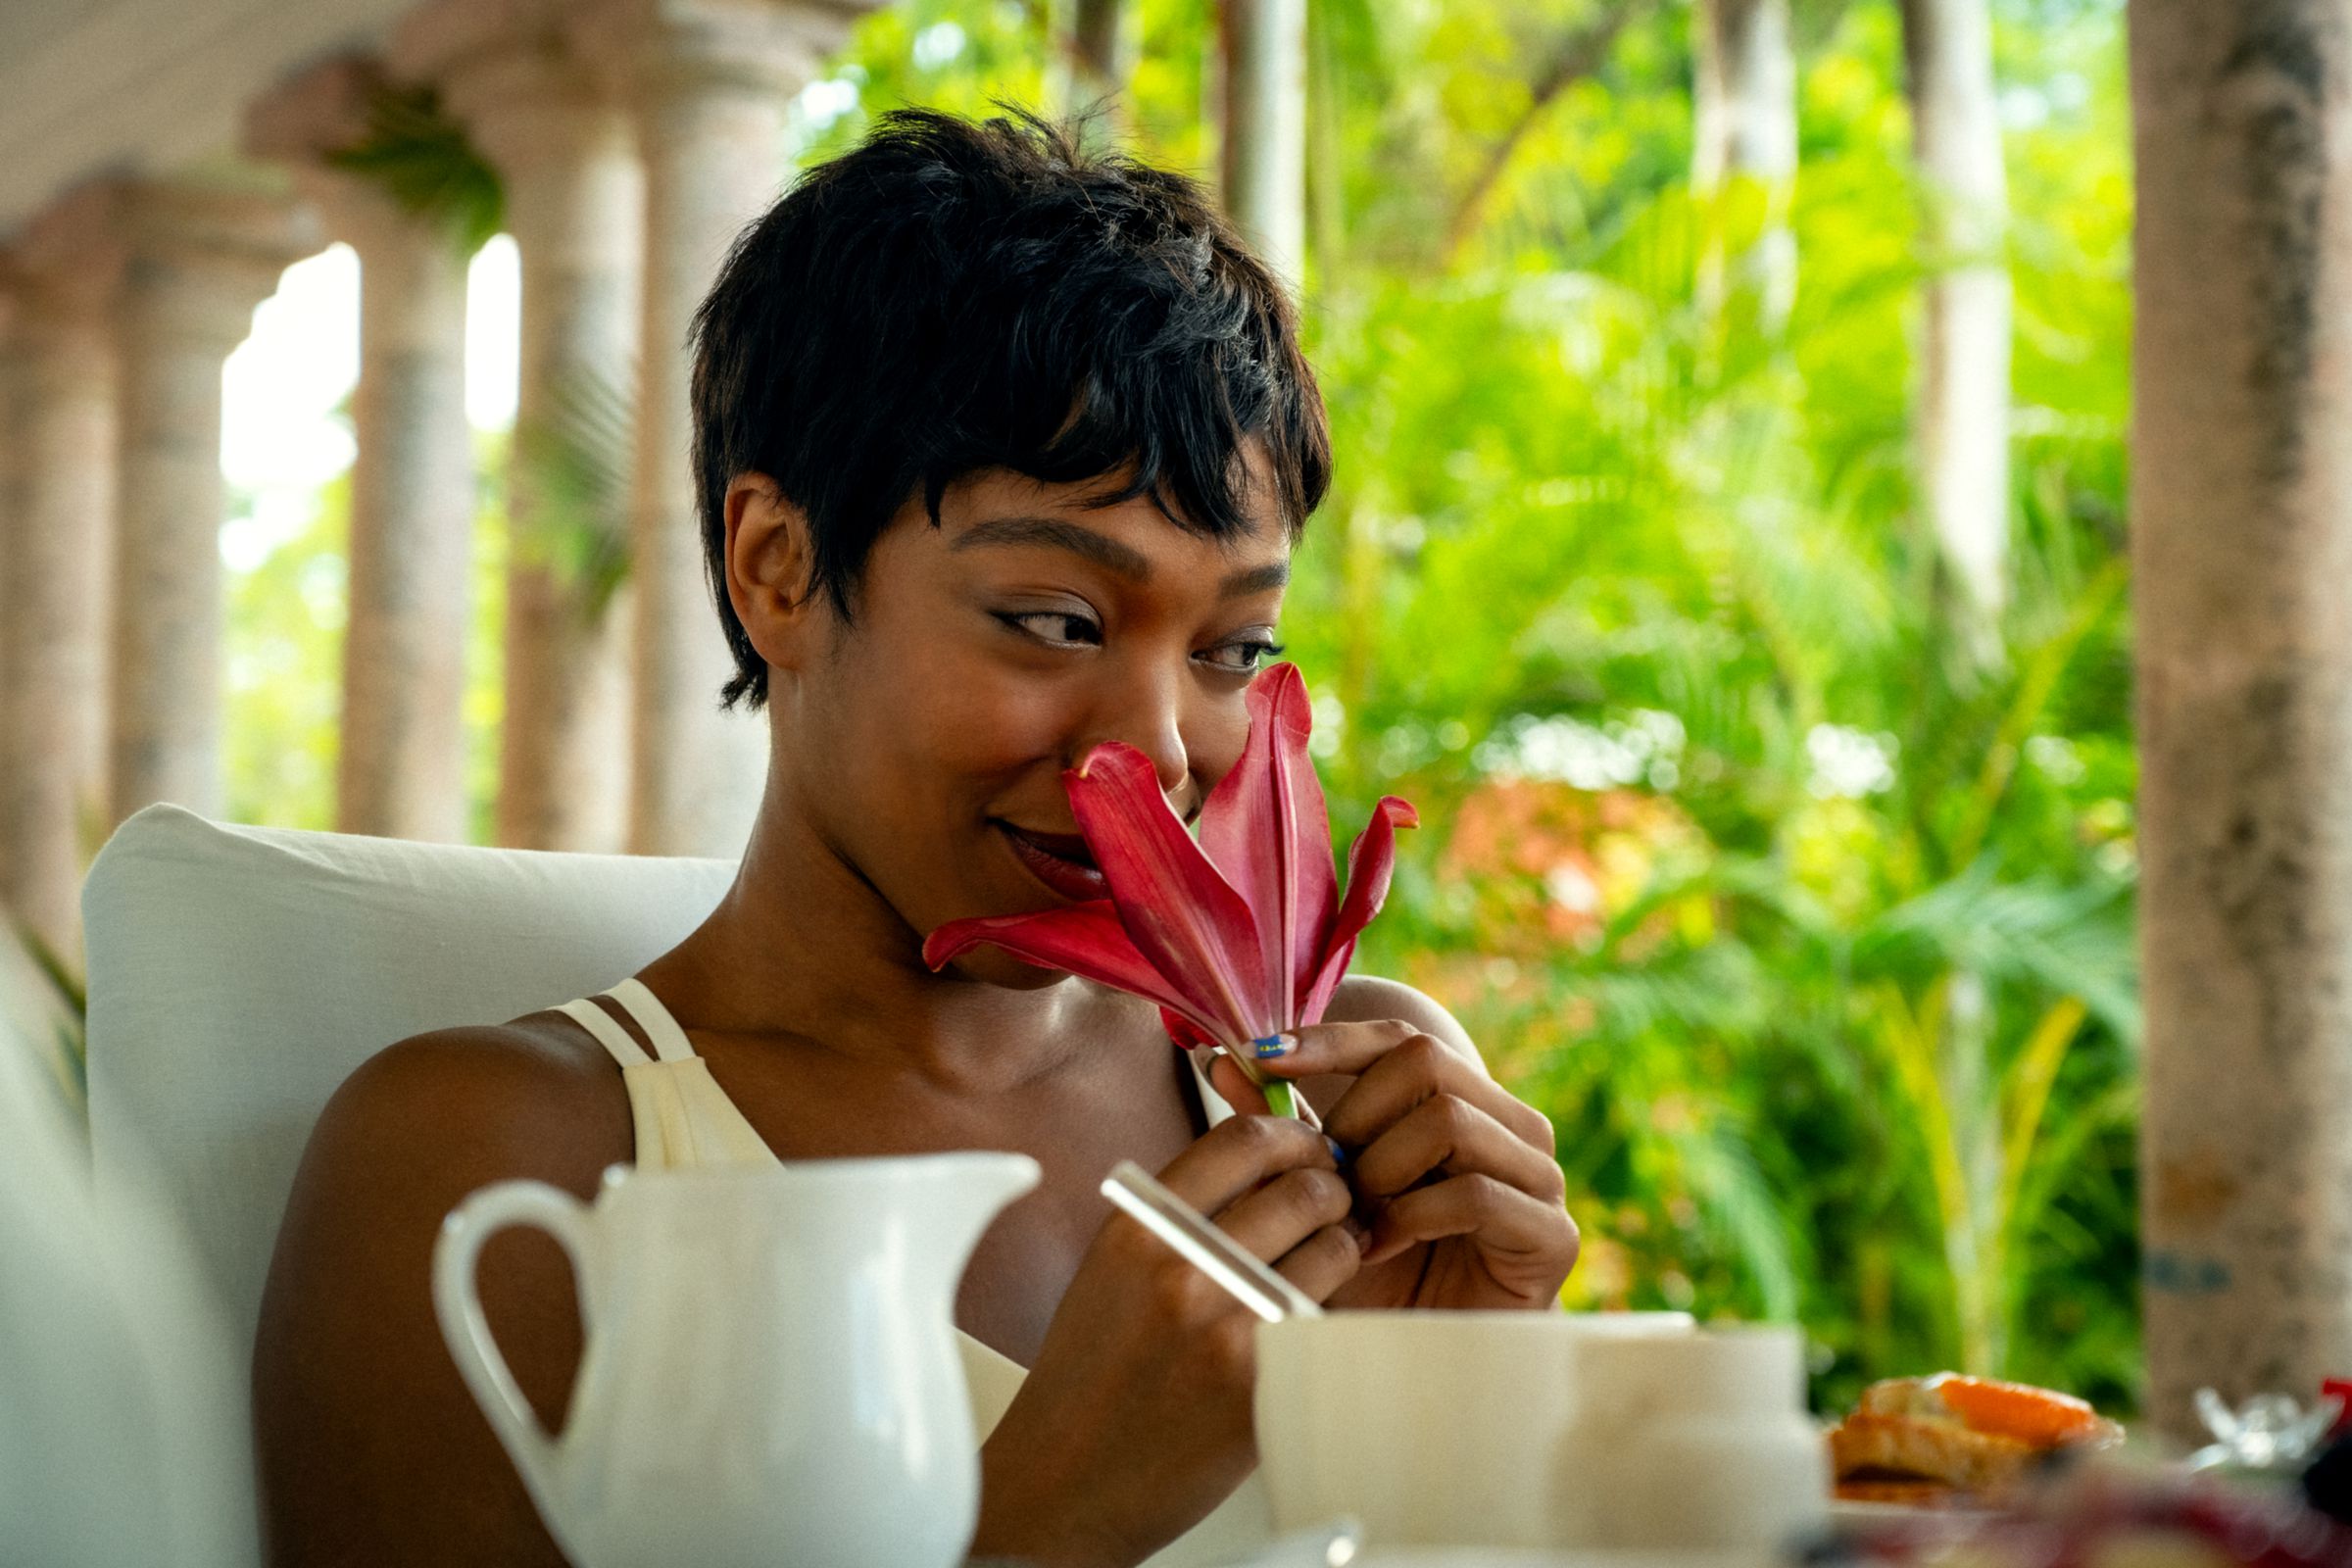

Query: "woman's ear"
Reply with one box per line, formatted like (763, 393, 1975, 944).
(724, 473, 819, 675)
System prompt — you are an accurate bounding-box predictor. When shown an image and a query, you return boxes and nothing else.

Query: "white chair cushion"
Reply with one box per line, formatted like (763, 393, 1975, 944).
(81, 804, 733, 1354)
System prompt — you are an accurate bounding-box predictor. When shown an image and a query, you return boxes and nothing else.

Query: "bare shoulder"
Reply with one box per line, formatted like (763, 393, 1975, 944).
(253, 1013, 632, 1566)
(260, 1009, 635, 1344)
(1325, 974, 1487, 1073)
(318, 1012, 627, 1167)
(262, 1009, 635, 1330)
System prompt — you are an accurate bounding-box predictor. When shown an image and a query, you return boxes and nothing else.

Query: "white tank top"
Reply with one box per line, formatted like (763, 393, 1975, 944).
(554, 978, 1275, 1567)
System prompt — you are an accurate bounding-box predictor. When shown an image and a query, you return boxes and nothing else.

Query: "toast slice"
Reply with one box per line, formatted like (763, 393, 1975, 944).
(1830, 1409, 2037, 1493)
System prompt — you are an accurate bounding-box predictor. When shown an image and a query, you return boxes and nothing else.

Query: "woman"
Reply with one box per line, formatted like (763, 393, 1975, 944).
(253, 106, 1577, 1568)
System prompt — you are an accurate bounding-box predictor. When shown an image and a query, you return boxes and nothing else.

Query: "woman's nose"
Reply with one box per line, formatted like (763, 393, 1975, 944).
(1079, 666, 1194, 807)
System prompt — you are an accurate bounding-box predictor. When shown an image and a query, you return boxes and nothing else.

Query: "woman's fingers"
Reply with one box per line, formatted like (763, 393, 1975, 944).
(1211, 1164, 1352, 1263)
(1272, 1224, 1364, 1301)
(1151, 1109, 1334, 1218)
(1264, 1024, 1553, 1157)
(1204, 1050, 1272, 1117)
(1348, 1092, 1568, 1205)
(1360, 1173, 1581, 1277)
(1202, 1049, 1324, 1132)
(1249, 1017, 1446, 1079)
(1120, 1119, 1359, 1320)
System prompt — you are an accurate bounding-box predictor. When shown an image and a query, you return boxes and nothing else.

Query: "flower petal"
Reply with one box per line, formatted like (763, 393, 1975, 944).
(1197, 662, 1337, 1026)
(1068, 741, 1276, 1044)
(924, 901, 1221, 1035)
(1160, 1008, 1217, 1052)
(1298, 795, 1420, 1025)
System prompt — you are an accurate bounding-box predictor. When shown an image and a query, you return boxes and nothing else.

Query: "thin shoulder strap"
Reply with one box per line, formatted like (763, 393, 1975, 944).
(602, 978, 698, 1064)
(555, 998, 653, 1069)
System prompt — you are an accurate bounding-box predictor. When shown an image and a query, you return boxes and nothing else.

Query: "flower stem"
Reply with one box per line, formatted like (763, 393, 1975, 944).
(1225, 1049, 1298, 1120)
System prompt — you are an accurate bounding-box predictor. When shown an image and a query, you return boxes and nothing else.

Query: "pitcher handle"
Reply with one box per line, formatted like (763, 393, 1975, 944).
(432, 1180, 596, 1519)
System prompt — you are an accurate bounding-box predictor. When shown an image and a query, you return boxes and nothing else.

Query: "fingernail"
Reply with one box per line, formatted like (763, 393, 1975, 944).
(1324, 1135, 1350, 1170)
(1253, 1032, 1298, 1059)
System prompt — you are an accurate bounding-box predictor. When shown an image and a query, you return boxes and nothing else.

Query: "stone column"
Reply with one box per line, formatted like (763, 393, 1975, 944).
(107, 180, 318, 827)
(581, 0, 878, 858)
(2132, 0, 2352, 1441)
(393, 1, 639, 853)
(1693, 0, 1798, 332)
(248, 60, 476, 844)
(1218, 0, 1307, 289)
(1902, 0, 2012, 662)
(1062, 0, 1136, 113)
(0, 205, 122, 966)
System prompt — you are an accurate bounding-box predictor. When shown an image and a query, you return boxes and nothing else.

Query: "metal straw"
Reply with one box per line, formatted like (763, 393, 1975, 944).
(1101, 1159, 1324, 1323)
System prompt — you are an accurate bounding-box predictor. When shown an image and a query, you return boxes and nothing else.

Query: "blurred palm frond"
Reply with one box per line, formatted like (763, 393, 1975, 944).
(324, 81, 503, 256)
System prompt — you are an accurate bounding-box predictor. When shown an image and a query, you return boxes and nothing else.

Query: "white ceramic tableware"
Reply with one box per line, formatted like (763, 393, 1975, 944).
(433, 1154, 1040, 1568)
(1253, 1311, 1696, 1548)
(1550, 1325, 1828, 1553)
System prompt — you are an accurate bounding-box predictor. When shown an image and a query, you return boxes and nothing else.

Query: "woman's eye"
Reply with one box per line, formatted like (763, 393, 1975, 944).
(1002, 611, 1102, 647)
(1200, 638, 1284, 673)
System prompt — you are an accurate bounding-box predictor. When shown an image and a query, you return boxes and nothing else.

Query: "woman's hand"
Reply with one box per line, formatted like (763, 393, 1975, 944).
(1208, 1018, 1576, 1312)
(969, 1113, 1360, 1568)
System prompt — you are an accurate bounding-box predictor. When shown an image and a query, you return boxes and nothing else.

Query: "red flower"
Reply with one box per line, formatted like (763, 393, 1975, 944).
(922, 664, 1417, 1118)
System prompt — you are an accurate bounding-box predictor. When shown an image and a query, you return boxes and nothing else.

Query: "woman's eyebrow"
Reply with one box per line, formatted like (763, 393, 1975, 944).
(953, 514, 1290, 598)
(1220, 560, 1290, 597)
(954, 515, 1153, 579)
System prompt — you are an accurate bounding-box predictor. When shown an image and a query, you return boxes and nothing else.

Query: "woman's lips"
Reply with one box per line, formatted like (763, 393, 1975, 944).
(996, 822, 1109, 901)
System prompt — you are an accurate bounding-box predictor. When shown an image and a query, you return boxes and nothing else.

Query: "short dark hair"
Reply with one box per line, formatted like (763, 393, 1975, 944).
(689, 104, 1333, 710)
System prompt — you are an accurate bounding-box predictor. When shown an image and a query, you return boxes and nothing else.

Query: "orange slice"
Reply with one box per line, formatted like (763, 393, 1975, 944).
(1929, 1374, 2116, 1447)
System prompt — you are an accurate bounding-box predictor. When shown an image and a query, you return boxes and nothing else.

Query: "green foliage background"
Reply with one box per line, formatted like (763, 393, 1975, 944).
(221, 0, 2139, 1412)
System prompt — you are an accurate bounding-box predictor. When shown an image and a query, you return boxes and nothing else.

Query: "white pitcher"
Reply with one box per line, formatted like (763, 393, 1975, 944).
(434, 1154, 1040, 1568)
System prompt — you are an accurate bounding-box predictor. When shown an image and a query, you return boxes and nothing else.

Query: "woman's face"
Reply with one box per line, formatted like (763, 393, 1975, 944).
(769, 461, 1293, 985)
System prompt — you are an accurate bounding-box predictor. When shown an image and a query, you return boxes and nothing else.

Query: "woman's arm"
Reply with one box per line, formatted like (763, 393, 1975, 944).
(252, 1026, 631, 1566)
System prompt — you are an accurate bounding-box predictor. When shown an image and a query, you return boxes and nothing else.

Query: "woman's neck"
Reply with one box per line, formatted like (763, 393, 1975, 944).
(639, 786, 1106, 1095)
